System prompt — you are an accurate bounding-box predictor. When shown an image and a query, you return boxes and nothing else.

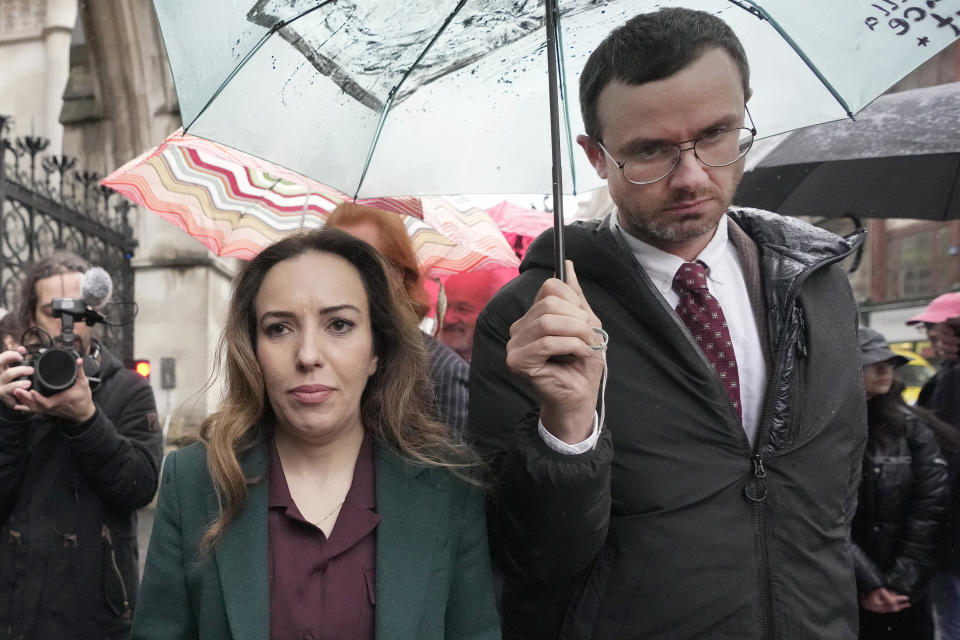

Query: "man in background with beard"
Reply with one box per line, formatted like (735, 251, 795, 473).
(467, 8, 867, 639)
(0, 251, 162, 639)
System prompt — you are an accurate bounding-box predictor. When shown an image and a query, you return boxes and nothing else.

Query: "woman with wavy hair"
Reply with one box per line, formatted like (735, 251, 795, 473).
(132, 228, 499, 640)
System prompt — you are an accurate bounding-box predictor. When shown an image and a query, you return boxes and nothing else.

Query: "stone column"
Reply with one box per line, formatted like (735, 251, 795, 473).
(61, 0, 235, 437)
(42, 0, 76, 154)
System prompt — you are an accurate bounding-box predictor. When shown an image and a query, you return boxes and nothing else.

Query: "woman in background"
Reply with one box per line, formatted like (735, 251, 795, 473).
(853, 327, 952, 640)
(132, 228, 499, 640)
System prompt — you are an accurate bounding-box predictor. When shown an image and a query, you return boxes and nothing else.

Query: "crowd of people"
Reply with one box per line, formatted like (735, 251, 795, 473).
(0, 6, 958, 640)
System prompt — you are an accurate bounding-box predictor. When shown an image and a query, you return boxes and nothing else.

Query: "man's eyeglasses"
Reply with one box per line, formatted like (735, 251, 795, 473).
(595, 106, 757, 185)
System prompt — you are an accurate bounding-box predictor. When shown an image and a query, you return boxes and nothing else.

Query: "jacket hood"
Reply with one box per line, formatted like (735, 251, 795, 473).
(728, 207, 864, 269)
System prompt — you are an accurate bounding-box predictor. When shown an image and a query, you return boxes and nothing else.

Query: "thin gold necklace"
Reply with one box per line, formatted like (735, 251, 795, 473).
(312, 499, 346, 528)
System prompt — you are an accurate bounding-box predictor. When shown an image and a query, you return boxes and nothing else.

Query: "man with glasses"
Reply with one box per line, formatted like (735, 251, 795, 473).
(468, 7, 866, 639)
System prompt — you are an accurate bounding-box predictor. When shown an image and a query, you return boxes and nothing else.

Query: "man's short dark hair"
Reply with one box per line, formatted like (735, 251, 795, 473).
(579, 7, 750, 141)
(16, 251, 89, 330)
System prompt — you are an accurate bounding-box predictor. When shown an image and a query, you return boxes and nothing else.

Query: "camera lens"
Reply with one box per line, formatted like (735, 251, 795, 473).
(34, 348, 77, 395)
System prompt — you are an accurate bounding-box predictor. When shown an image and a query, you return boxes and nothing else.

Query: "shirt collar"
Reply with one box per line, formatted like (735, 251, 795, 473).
(610, 212, 730, 295)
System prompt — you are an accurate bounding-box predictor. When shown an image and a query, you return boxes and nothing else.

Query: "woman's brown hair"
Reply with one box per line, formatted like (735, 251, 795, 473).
(870, 380, 960, 456)
(198, 227, 474, 550)
(323, 203, 431, 318)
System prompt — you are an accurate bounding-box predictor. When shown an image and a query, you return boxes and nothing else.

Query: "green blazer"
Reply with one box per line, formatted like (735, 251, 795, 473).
(131, 440, 500, 639)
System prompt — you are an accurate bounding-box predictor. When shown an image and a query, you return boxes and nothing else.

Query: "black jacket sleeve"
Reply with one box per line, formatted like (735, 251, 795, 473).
(0, 405, 35, 520)
(851, 542, 884, 595)
(468, 291, 611, 583)
(61, 371, 163, 512)
(885, 419, 951, 598)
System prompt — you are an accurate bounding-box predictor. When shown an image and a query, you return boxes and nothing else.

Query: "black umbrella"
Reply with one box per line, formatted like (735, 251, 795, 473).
(735, 81, 960, 221)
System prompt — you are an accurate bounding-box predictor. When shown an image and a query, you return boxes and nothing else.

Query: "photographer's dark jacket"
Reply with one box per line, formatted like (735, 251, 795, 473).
(0, 346, 162, 640)
(468, 210, 867, 639)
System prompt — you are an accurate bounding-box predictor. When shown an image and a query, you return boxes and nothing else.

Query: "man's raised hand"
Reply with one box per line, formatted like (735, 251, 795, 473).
(506, 261, 605, 445)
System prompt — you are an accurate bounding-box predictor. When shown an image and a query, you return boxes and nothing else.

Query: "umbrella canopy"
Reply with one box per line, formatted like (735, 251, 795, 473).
(102, 130, 519, 278)
(154, 0, 960, 201)
(734, 81, 960, 220)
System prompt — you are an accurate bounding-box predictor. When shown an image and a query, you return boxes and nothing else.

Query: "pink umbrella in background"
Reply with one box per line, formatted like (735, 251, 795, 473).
(486, 200, 554, 260)
(102, 130, 519, 279)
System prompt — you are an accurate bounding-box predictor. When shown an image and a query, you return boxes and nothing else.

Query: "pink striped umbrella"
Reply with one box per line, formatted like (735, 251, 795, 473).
(102, 130, 518, 279)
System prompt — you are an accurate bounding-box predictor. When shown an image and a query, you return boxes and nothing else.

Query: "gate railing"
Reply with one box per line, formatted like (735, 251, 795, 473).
(0, 115, 137, 362)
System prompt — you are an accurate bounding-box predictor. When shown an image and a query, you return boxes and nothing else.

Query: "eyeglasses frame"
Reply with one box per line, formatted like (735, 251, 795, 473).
(594, 105, 757, 186)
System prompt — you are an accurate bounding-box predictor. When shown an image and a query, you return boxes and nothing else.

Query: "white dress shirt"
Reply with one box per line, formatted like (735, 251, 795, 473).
(539, 213, 768, 453)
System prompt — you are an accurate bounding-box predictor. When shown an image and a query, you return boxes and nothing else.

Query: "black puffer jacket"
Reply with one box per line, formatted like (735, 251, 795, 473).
(852, 401, 950, 599)
(0, 346, 162, 640)
(469, 209, 867, 639)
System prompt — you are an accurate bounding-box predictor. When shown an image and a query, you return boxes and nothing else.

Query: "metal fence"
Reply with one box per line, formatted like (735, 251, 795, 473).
(0, 115, 137, 361)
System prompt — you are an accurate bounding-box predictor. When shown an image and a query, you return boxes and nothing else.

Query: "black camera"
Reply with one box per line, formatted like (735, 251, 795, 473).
(20, 298, 104, 396)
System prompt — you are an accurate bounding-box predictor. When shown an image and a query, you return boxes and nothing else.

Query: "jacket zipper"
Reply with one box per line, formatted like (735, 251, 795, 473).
(102, 525, 132, 620)
(750, 242, 860, 640)
(745, 454, 770, 636)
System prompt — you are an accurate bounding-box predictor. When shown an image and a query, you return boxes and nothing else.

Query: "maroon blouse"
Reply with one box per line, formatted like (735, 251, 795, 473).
(268, 434, 379, 640)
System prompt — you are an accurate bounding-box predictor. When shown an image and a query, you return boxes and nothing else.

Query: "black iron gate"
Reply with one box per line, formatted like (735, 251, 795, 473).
(0, 115, 137, 362)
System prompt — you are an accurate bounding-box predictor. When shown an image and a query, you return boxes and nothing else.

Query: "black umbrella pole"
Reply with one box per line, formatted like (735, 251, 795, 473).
(545, 0, 566, 281)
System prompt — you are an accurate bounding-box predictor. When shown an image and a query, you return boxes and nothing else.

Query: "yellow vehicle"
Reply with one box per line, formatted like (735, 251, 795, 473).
(891, 346, 937, 406)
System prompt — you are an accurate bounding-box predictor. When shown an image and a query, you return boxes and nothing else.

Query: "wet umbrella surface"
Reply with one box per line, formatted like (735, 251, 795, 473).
(735, 81, 960, 221)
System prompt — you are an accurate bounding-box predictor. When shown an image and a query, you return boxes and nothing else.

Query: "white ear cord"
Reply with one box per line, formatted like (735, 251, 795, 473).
(592, 327, 610, 435)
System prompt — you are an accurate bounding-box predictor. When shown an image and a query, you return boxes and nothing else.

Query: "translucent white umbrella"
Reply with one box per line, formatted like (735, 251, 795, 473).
(154, 0, 960, 274)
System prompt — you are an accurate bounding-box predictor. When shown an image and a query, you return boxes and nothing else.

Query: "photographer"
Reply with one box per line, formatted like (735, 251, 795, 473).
(0, 251, 162, 640)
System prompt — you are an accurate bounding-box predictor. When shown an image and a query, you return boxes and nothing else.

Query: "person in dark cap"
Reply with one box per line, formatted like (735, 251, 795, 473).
(853, 327, 952, 640)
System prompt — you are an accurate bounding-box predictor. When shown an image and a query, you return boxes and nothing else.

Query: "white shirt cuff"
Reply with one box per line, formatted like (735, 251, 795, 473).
(538, 413, 600, 454)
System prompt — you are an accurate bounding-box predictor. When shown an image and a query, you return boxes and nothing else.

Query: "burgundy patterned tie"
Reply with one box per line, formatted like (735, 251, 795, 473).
(672, 261, 742, 421)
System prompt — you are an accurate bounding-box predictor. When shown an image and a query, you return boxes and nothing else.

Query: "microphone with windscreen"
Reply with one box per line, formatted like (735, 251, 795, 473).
(81, 267, 113, 309)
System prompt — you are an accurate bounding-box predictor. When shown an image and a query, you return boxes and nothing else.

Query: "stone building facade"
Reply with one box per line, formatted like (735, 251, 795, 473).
(1, 0, 233, 437)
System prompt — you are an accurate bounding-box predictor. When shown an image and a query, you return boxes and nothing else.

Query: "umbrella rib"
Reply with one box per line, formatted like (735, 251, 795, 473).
(352, 0, 470, 199)
(726, 0, 854, 120)
(555, 6, 578, 195)
(946, 159, 960, 221)
(183, 1, 337, 133)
